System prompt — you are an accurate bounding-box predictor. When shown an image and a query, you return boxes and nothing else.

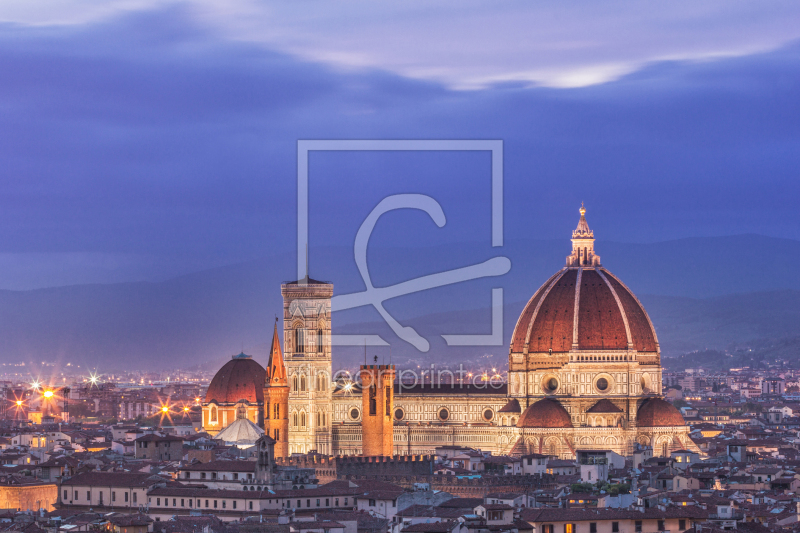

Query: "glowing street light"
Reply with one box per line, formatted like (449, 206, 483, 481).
(183, 406, 190, 412)
(43, 390, 54, 399)
(15, 400, 22, 407)
(161, 406, 169, 414)
(30, 380, 41, 391)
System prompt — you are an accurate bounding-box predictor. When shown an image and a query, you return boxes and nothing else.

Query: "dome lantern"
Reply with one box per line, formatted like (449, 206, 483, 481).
(567, 203, 601, 267)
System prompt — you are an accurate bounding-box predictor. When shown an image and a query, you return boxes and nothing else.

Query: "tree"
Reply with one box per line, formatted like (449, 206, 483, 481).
(672, 399, 689, 410)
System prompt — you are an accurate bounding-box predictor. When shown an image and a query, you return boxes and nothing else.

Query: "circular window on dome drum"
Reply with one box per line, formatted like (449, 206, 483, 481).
(594, 374, 614, 394)
(394, 408, 405, 421)
(641, 373, 652, 393)
(438, 408, 450, 421)
(349, 407, 360, 420)
(542, 375, 559, 394)
(483, 408, 494, 421)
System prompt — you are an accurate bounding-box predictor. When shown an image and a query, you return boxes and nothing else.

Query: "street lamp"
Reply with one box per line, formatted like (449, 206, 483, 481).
(43, 390, 54, 399)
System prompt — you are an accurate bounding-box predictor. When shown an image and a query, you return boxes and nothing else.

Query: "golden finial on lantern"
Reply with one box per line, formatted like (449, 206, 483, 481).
(579, 202, 586, 217)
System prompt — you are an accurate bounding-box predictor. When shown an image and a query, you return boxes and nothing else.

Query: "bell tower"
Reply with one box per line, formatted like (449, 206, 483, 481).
(360, 362, 395, 456)
(264, 320, 289, 458)
(281, 276, 333, 455)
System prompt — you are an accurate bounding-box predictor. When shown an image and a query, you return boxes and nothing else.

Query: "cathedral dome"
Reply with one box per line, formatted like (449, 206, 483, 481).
(205, 353, 266, 405)
(517, 398, 573, 429)
(510, 206, 658, 355)
(636, 398, 685, 427)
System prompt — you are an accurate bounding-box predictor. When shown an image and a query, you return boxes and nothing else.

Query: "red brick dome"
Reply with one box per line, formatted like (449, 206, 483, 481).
(511, 267, 658, 354)
(205, 354, 265, 405)
(636, 398, 685, 427)
(517, 398, 573, 429)
(510, 207, 658, 355)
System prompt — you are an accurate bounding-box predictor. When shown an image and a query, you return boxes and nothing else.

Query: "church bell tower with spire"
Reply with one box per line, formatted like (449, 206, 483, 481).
(264, 319, 290, 458)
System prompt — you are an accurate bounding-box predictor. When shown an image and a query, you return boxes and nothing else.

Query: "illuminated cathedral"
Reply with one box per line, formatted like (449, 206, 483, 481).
(202, 206, 698, 459)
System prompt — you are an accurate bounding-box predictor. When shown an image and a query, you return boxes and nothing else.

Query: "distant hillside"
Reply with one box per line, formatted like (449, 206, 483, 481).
(0, 234, 799, 370)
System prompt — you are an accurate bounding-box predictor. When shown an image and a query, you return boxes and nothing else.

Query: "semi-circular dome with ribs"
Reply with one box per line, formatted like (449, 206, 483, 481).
(517, 398, 573, 429)
(205, 353, 266, 404)
(510, 207, 658, 356)
(636, 398, 686, 427)
(510, 267, 658, 354)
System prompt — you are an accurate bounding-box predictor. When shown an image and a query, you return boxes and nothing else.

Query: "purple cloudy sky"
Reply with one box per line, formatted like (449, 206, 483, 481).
(0, 1, 799, 289)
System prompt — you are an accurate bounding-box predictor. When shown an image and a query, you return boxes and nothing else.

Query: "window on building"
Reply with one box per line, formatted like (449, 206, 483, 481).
(635, 521, 642, 532)
(307, 499, 311, 507)
(181, 499, 184, 507)
(345, 498, 348, 506)
(301, 412, 306, 427)
(233, 473, 239, 480)
(233, 501, 237, 509)
(612, 523, 619, 533)
(87, 491, 91, 501)
(590, 523, 597, 533)
(210, 405, 217, 422)
(326, 499, 329, 506)
(564, 524, 576, 533)
(541, 526, 553, 533)
(125, 493, 129, 502)
(369, 384, 377, 415)
(112, 491, 116, 502)
(658, 520, 665, 530)
(679, 519, 686, 530)
(249, 502, 253, 510)
(335, 498, 339, 506)
(133, 493, 137, 503)
(300, 375, 307, 391)
(317, 329, 323, 352)
(369, 499, 376, 507)
(317, 499, 321, 507)
(205, 500, 209, 508)
(222, 501, 226, 509)
(293, 375, 298, 391)
(157, 498, 161, 506)
(274, 403, 280, 419)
